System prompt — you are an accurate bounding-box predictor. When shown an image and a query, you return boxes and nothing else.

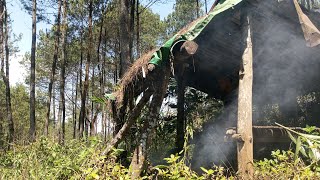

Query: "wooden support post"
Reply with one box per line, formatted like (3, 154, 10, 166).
(237, 13, 254, 178)
(176, 77, 185, 152)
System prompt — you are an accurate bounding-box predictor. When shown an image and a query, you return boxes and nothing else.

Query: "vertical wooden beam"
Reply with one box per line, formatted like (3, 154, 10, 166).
(237, 13, 254, 178)
(176, 77, 185, 152)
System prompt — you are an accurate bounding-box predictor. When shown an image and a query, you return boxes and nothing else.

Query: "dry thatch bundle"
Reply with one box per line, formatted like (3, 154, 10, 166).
(115, 49, 157, 110)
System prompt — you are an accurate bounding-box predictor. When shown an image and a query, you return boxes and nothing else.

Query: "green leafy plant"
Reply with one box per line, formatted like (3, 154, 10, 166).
(254, 149, 319, 179)
(276, 123, 320, 165)
(254, 123, 320, 179)
(153, 125, 232, 179)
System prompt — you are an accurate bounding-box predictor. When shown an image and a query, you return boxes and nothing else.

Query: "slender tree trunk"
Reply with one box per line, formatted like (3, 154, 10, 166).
(129, 0, 135, 62)
(196, 0, 199, 18)
(119, 0, 130, 78)
(90, 68, 95, 135)
(113, 40, 121, 84)
(0, 1, 3, 148)
(127, 20, 135, 152)
(90, 111, 98, 136)
(59, 0, 67, 144)
(96, 3, 105, 137)
(85, 104, 89, 138)
(3, 1, 14, 146)
(204, 0, 207, 13)
(29, 0, 37, 142)
(52, 83, 56, 128)
(113, 0, 131, 136)
(79, 0, 93, 139)
(78, 30, 84, 138)
(57, 100, 62, 142)
(107, 113, 110, 138)
(0, 118, 3, 149)
(136, 0, 140, 58)
(73, 68, 79, 139)
(45, 0, 62, 137)
(102, 28, 107, 141)
(72, 78, 75, 138)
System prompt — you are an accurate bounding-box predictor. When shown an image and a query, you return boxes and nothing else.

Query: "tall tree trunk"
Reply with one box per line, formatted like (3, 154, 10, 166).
(136, 0, 140, 58)
(85, 103, 89, 138)
(0, 0, 3, 148)
(59, 0, 67, 144)
(3, 0, 14, 146)
(114, 41, 118, 84)
(57, 100, 62, 142)
(119, 0, 130, 78)
(90, 111, 98, 136)
(79, 0, 93, 139)
(0, 117, 3, 149)
(102, 27, 107, 141)
(204, 0, 207, 13)
(129, 0, 135, 62)
(45, 0, 62, 137)
(114, 0, 131, 136)
(196, 0, 199, 18)
(95, 3, 106, 137)
(78, 29, 84, 138)
(52, 83, 56, 128)
(29, 0, 37, 142)
(73, 67, 79, 139)
(90, 67, 95, 135)
(72, 78, 75, 138)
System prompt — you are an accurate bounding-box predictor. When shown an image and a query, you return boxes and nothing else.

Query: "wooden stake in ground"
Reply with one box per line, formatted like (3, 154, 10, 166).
(237, 13, 253, 178)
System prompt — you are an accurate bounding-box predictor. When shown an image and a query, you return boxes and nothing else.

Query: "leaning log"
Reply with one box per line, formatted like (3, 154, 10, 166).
(130, 65, 171, 178)
(102, 89, 153, 155)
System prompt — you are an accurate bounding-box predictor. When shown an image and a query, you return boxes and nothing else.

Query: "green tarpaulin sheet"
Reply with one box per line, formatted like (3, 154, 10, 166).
(149, 0, 243, 66)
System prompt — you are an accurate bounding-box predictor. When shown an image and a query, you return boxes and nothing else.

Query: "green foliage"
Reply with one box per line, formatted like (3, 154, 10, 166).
(0, 137, 130, 179)
(185, 88, 224, 131)
(165, 0, 203, 37)
(298, 0, 320, 10)
(254, 150, 320, 179)
(0, 137, 90, 179)
(2, 132, 320, 179)
(277, 123, 320, 169)
(153, 125, 231, 180)
(0, 82, 47, 147)
(154, 153, 230, 180)
(255, 124, 320, 179)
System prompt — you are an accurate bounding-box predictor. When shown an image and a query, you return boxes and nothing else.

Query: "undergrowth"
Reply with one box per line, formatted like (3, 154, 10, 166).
(1, 126, 320, 179)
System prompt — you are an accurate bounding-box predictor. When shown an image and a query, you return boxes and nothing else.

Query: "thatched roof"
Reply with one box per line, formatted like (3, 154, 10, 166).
(113, 0, 320, 107)
(145, 0, 320, 102)
(105, 0, 320, 167)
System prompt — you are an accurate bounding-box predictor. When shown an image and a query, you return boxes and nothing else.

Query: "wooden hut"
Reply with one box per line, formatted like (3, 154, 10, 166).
(106, 0, 320, 178)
